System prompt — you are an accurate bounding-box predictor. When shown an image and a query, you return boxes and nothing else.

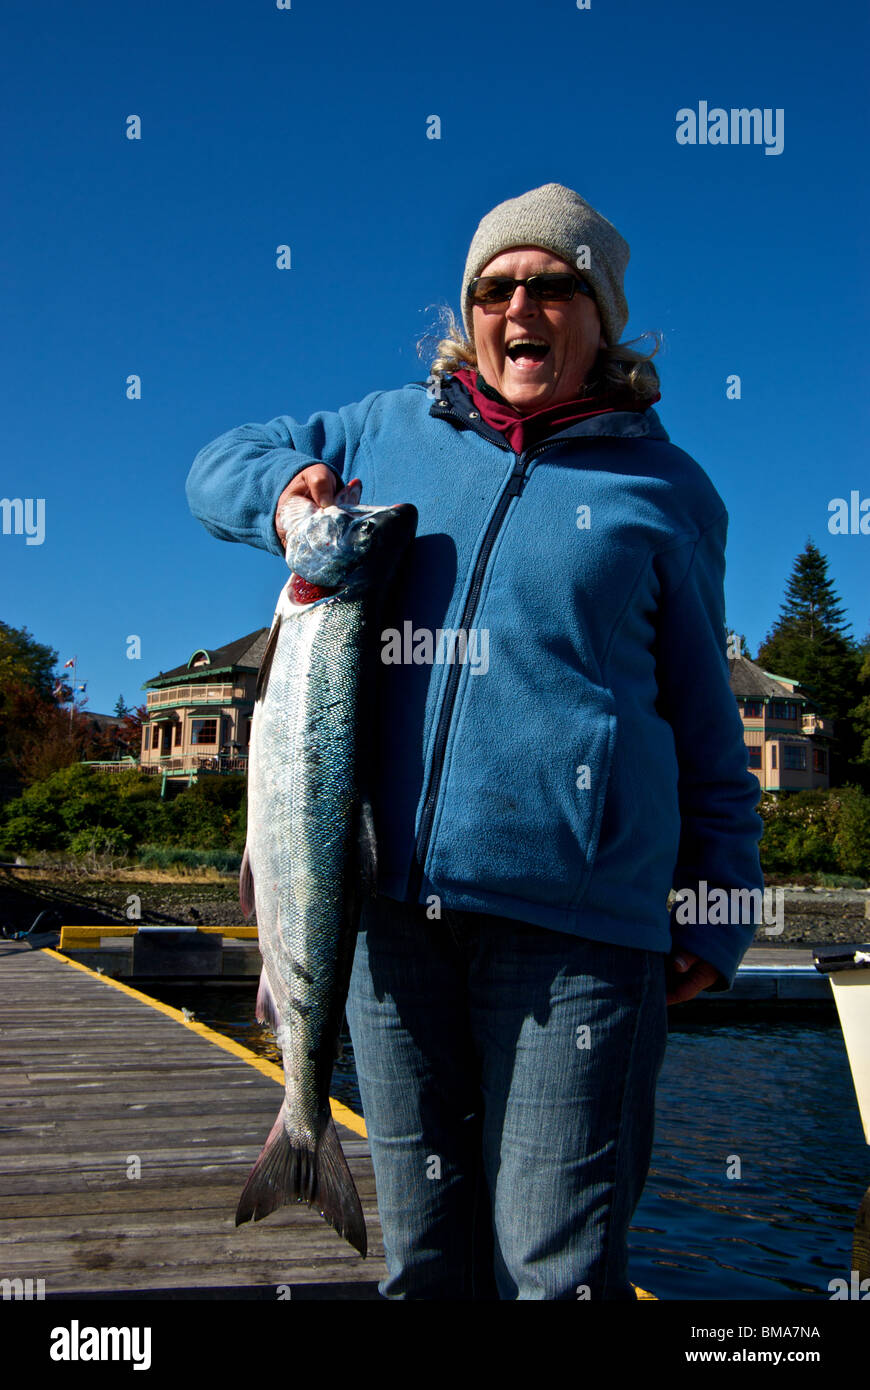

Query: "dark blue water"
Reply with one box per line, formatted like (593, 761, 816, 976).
(149, 984, 868, 1300)
(633, 1019, 867, 1300)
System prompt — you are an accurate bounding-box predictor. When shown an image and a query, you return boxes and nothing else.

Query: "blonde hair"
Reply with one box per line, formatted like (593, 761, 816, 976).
(417, 303, 661, 407)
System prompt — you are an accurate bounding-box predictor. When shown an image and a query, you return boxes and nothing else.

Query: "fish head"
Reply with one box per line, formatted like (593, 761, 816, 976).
(278, 481, 417, 598)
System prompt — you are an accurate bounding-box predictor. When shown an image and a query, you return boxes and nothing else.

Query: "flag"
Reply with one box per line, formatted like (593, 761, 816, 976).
(63, 657, 76, 669)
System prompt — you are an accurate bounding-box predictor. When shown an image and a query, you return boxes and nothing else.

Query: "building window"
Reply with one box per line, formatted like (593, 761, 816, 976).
(742, 701, 762, 718)
(771, 700, 799, 721)
(245, 718, 252, 746)
(143, 727, 150, 752)
(784, 745, 807, 771)
(771, 744, 777, 769)
(813, 748, 828, 773)
(192, 718, 217, 745)
(174, 723, 182, 746)
(747, 747, 762, 768)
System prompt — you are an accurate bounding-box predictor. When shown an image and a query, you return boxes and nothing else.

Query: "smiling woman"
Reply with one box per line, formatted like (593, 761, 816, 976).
(186, 180, 764, 1302)
(423, 282, 660, 415)
(471, 249, 605, 411)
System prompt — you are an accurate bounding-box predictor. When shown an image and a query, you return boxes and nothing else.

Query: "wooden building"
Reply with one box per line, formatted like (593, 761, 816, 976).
(140, 629, 269, 785)
(729, 654, 832, 792)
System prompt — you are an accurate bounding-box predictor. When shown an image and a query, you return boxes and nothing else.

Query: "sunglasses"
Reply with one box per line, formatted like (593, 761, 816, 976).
(469, 273, 594, 305)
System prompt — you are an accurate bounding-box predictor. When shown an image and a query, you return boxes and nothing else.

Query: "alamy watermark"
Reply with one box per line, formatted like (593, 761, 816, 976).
(1, 497, 45, 545)
(673, 881, 783, 935)
(828, 1271, 870, 1299)
(50, 1321, 151, 1370)
(828, 491, 870, 535)
(676, 102, 784, 156)
(1, 1276, 45, 1300)
(381, 623, 489, 674)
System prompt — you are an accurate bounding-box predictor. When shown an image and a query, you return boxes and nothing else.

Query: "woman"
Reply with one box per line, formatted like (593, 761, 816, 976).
(187, 183, 764, 1300)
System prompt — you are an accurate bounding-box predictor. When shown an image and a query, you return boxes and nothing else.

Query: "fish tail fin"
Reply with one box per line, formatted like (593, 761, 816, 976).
(317, 1114, 368, 1258)
(235, 1107, 367, 1257)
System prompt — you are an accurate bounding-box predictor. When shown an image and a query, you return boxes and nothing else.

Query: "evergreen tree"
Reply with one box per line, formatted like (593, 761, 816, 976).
(851, 651, 870, 774)
(764, 538, 851, 640)
(113, 695, 131, 718)
(757, 541, 862, 785)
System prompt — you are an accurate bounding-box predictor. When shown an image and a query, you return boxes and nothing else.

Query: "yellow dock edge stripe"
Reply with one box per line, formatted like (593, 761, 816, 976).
(41, 947, 367, 1139)
(59, 924, 260, 945)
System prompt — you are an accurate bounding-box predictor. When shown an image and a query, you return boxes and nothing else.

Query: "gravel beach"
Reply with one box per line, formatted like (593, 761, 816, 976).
(1, 870, 867, 946)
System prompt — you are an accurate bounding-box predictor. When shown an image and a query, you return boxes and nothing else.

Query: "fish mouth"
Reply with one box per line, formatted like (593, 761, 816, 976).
(347, 502, 418, 581)
(389, 502, 418, 533)
(290, 574, 338, 605)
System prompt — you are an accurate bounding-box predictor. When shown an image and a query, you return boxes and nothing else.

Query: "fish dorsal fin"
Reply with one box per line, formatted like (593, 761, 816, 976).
(256, 617, 282, 702)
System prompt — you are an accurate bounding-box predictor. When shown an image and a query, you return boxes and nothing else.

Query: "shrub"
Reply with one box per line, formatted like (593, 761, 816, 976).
(137, 845, 242, 873)
(0, 765, 243, 858)
(758, 787, 870, 882)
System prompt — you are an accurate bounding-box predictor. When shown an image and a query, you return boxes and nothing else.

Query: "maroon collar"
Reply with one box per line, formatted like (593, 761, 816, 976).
(452, 368, 657, 454)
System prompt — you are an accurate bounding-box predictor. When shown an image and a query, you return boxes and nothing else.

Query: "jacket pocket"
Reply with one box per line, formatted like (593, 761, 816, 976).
(426, 674, 619, 911)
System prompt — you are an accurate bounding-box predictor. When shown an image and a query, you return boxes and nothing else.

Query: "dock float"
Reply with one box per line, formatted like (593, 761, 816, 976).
(57, 925, 260, 979)
(53, 928, 836, 1000)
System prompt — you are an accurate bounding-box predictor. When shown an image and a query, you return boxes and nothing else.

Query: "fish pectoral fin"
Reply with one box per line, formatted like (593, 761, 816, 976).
(235, 1108, 367, 1258)
(239, 845, 256, 920)
(255, 966, 281, 1031)
(335, 477, 363, 506)
(358, 797, 378, 899)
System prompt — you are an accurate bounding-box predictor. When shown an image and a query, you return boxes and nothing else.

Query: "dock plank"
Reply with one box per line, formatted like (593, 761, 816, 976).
(0, 946, 383, 1296)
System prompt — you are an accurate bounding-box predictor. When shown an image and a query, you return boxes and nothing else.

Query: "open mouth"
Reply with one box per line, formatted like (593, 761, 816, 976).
(505, 338, 550, 366)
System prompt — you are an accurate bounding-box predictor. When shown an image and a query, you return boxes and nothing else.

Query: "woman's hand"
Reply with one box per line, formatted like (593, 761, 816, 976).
(665, 950, 720, 1005)
(275, 465, 338, 547)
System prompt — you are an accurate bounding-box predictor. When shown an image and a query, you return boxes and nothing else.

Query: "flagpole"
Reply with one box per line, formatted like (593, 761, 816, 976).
(65, 656, 77, 732)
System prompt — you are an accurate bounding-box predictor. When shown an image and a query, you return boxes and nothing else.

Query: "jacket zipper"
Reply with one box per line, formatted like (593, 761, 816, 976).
(407, 429, 558, 904)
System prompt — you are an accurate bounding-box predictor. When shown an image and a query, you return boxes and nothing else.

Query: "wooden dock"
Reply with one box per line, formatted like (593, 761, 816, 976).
(0, 942, 383, 1298)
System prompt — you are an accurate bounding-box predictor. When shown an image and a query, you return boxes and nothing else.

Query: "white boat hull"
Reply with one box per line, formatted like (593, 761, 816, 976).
(829, 969, 870, 1145)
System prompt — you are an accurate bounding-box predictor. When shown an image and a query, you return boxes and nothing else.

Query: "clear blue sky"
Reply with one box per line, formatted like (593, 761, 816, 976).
(2, 0, 867, 715)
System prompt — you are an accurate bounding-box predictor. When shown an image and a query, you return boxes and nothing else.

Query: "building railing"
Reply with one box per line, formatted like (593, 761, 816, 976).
(139, 754, 248, 776)
(83, 759, 140, 773)
(193, 754, 249, 774)
(147, 683, 236, 708)
(802, 715, 831, 735)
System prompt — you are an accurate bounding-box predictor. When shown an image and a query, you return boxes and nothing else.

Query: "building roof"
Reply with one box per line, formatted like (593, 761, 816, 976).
(144, 628, 270, 689)
(728, 655, 813, 705)
(80, 711, 125, 728)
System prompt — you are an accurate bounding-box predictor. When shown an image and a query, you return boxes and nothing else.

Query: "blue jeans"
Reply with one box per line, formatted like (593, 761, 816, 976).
(345, 896, 668, 1300)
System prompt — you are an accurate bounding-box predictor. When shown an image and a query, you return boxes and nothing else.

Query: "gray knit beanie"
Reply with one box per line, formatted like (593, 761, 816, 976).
(461, 183, 630, 346)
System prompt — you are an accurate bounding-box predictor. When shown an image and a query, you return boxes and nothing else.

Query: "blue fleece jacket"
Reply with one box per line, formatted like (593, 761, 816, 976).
(186, 376, 764, 988)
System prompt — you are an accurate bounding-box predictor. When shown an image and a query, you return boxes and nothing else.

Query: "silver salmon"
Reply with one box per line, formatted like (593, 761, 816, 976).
(236, 479, 417, 1256)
